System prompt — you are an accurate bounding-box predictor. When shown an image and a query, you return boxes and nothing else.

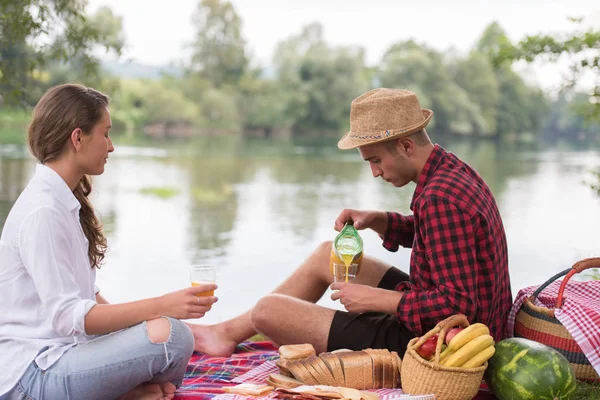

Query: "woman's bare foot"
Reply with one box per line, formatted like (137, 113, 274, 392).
(119, 382, 176, 400)
(188, 323, 237, 357)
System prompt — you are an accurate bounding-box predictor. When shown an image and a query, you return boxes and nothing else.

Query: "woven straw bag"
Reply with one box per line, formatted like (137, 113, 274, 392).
(401, 314, 486, 400)
(514, 257, 600, 382)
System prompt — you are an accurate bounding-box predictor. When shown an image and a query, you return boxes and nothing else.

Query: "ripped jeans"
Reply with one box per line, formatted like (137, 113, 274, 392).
(2, 317, 194, 400)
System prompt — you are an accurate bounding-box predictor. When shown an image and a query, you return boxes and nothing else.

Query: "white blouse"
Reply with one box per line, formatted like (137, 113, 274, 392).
(0, 164, 99, 395)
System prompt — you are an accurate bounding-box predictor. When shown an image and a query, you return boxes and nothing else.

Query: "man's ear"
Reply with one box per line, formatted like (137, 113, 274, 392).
(70, 128, 83, 151)
(397, 137, 414, 155)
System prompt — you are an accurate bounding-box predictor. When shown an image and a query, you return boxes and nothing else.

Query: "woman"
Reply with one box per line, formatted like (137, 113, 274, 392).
(0, 84, 217, 400)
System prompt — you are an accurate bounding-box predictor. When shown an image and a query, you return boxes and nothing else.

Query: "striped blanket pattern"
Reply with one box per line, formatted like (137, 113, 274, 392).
(175, 341, 495, 399)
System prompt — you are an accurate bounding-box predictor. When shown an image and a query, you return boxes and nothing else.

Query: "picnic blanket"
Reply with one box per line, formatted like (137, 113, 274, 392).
(507, 278, 600, 376)
(175, 341, 496, 399)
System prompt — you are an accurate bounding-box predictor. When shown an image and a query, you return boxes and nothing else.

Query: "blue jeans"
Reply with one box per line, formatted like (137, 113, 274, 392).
(2, 317, 194, 400)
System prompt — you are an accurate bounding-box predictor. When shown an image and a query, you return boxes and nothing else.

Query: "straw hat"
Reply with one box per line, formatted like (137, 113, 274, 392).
(337, 88, 434, 150)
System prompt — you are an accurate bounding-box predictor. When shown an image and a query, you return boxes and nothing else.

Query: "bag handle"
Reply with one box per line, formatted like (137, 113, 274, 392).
(531, 257, 600, 309)
(412, 314, 470, 365)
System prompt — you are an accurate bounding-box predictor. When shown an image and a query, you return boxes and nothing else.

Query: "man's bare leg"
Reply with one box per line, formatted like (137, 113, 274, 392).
(189, 241, 392, 356)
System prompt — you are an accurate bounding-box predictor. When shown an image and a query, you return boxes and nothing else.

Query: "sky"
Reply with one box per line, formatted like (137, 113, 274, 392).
(88, 0, 600, 92)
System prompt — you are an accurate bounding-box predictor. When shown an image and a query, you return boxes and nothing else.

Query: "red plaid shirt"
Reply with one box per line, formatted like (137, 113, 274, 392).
(384, 145, 512, 341)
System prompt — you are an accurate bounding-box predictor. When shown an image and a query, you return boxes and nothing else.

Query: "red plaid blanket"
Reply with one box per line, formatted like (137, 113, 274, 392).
(508, 279, 600, 376)
(175, 341, 496, 399)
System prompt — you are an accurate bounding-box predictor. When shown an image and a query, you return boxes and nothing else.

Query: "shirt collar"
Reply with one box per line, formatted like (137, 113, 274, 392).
(410, 144, 446, 211)
(35, 164, 81, 212)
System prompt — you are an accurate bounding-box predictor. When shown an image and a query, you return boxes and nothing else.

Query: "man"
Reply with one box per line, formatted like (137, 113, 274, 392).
(189, 88, 512, 358)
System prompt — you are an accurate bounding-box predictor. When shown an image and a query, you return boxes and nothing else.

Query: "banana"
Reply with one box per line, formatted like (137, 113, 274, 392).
(444, 323, 490, 354)
(439, 323, 488, 361)
(460, 345, 496, 368)
(442, 334, 495, 367)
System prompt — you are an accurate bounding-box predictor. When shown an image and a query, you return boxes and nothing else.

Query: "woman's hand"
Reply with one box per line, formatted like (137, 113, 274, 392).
(330, 282, 402, 314)
(158, 284, 218, 320)
(334, 209, 388, 235)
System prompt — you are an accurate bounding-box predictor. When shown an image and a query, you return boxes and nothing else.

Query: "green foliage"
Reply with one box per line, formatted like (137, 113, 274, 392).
(273, 22, 370, 133)
(111, 79, 204, 135)
(490, 19, 600, 122)
(453, 52, 500, 134)
(0, 1, 125, 106)
(190, 0, 248, 88)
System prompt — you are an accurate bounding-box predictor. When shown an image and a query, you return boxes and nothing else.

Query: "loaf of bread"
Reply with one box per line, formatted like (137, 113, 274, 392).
(271, 346, 402, 390)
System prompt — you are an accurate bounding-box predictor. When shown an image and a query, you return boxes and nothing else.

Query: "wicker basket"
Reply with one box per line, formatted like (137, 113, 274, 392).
(514, 257, 600, 382)
(401, 314, 486, 400)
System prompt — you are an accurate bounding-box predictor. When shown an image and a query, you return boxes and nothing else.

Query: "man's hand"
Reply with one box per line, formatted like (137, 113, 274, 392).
(334, 209, 388, 236)
(330, 283, 402, 314)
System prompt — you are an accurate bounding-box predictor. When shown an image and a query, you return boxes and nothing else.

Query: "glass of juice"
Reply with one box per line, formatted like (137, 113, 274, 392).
(189, 265, 217, 296)
(332, 262, 359, 283)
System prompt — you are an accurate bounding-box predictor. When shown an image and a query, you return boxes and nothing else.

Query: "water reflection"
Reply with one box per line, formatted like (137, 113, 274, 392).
(1, 136, 599, 324)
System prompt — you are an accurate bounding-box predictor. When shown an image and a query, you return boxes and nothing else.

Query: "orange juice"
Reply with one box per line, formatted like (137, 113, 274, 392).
(329, 248, 363, 282)
(192, 281, 215, 297)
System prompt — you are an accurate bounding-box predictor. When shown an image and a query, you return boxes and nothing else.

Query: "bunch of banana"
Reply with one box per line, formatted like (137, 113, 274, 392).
(439, 323, 495, 368)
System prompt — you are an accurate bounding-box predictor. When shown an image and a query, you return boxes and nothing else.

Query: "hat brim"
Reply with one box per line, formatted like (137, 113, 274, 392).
(337, 108, 433, 150)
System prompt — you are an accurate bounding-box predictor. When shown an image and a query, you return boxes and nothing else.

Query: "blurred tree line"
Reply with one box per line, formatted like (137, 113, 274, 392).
(1, 0, 598, 142)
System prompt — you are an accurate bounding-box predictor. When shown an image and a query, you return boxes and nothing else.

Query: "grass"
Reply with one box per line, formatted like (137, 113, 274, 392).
(573, 381, 600, 399)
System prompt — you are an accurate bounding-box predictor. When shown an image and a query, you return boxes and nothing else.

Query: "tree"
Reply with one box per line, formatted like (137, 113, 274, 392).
(474, 23, 549, 138)
(0, 0, 124, 106)
(490, 18, 600, 122)
(189, 0, 248, 88)
(453, 52, 500, 135)
(273, 22, 370, 134)
(378, 40, 487, 136)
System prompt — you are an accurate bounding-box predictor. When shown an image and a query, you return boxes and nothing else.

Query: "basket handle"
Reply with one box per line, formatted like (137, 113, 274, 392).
(412, 314, 470, 365)
(530, 257, 600, 309)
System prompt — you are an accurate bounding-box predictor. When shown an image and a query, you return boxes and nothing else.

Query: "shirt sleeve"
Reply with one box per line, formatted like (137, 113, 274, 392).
(18, 207, 97, 337)
(395, 197, 478, 335)
(382, 212, 415, 251)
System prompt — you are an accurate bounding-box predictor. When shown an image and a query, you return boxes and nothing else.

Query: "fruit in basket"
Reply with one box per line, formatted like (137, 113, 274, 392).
(484, 338, 577, 400)
(416, 334, 438, 360)
(461, 344, 496, 368)
(445, 327, 464, 345)
(440, 322, 489, 361)
(441, 334, 494, 367)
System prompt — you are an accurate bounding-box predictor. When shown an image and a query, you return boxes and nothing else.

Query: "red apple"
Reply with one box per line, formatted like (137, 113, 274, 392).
(445, 327, 465, 345)
(416, 334, 438, 360)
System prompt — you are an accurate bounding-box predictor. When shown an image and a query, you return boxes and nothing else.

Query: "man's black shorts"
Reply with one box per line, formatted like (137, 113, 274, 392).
(327, 267, 415, 357)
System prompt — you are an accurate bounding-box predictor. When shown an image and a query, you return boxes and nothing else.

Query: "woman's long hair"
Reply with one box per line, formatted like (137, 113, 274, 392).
(28, 83, 109, 269)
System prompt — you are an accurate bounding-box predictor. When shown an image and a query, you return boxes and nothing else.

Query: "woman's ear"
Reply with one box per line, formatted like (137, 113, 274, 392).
(70, 128, 83, 151)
